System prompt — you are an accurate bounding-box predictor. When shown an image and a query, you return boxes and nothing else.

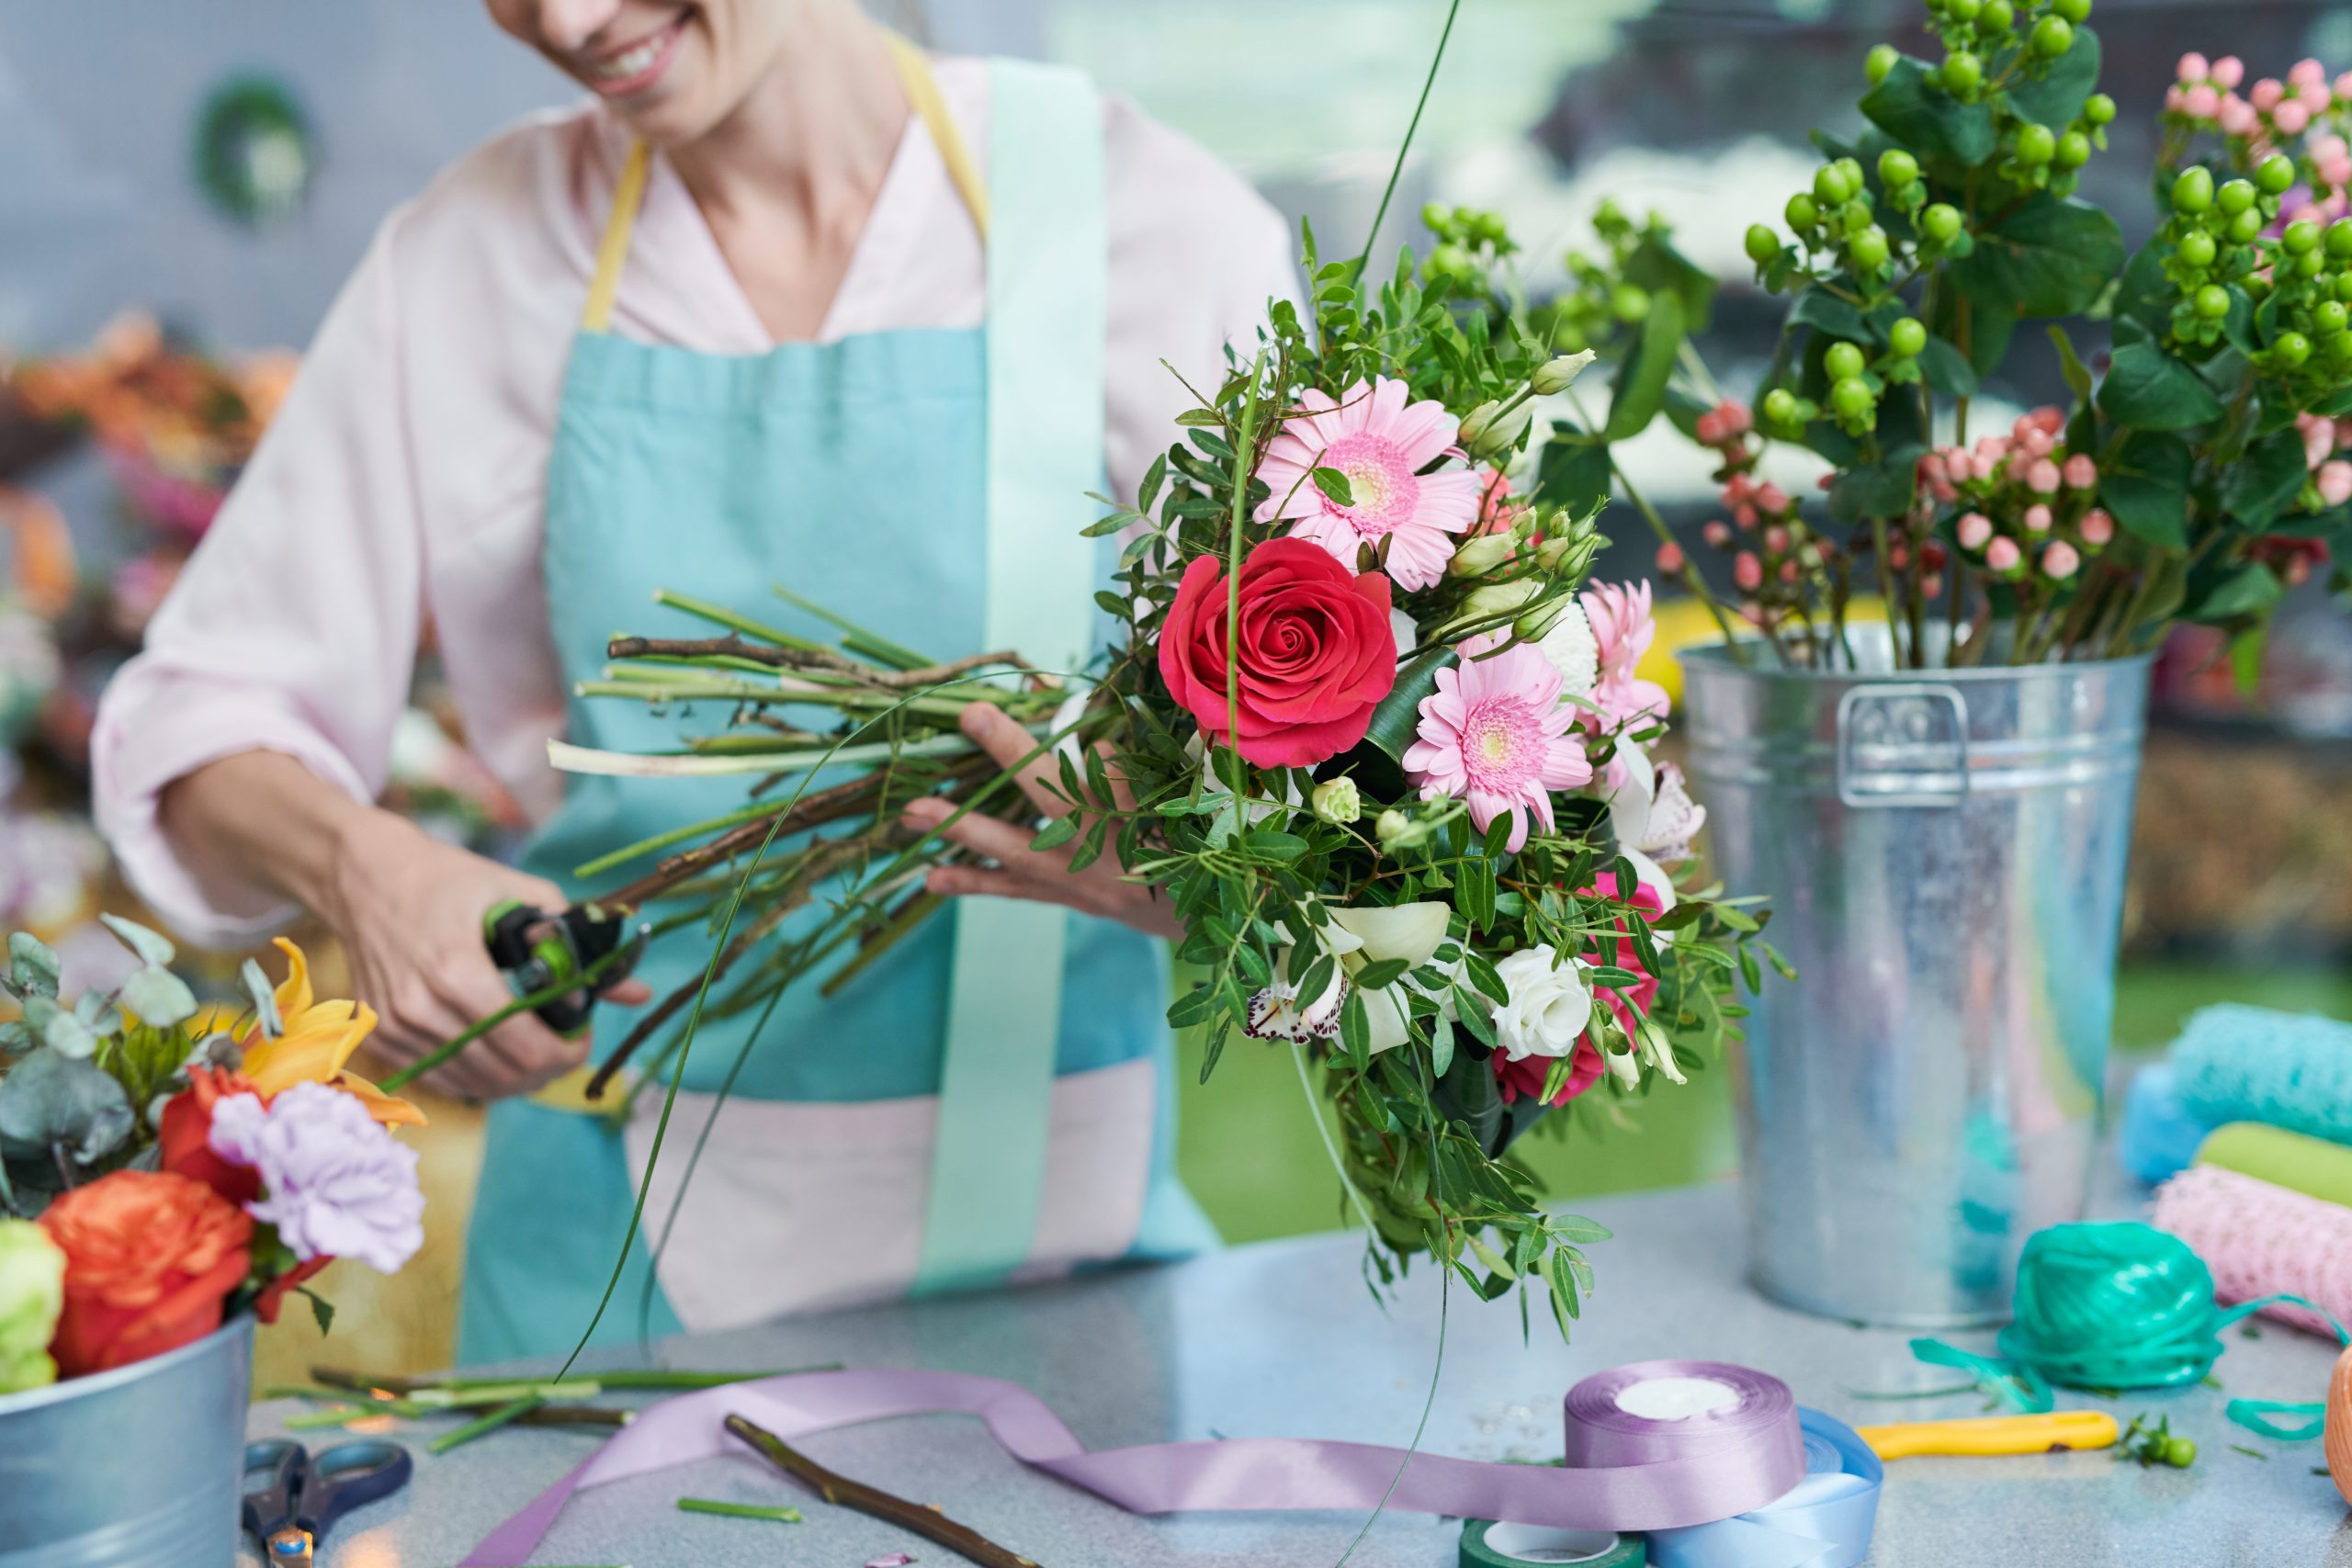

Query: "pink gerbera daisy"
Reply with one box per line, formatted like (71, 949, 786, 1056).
(1254, 376, 1483, 592)
(1403, 632, 1593, 852)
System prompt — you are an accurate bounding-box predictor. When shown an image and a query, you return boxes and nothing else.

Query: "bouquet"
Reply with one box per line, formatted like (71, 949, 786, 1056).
(0, 924, 424, 1391)
(541, 212, 1779, 1336)
(1539, 0, 2352, 671)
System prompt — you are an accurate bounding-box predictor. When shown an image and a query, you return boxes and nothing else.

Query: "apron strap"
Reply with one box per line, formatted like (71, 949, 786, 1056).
(915, 57, 1107, 1295)
(580, 33, 985, 335)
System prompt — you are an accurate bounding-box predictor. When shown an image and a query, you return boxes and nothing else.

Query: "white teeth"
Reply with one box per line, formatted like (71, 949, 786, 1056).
(592, 31, 666, 81)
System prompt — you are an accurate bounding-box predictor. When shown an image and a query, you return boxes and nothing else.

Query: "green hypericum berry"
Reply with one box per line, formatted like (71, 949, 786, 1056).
(2030, 15, 2073, 54)
(2172, 166, 2215, 213)
(2256, 153, 2297, 196)
(2015, 124, 2056, 164)
(1825, 341, 1867, 379)
(2177, 231, 2218, 268)
(1981, 0, 2015, 31)
(1890, 317, 1928, 356)
(2318, 299, 2348, 333)
(1785, 193, 1819, 230)
(1866, 43, 1898, 85)
(1471, 210, 1508, 244)
(2335, 271, 2352, 301)
(1814, 164, 1852, 204)
(2275, 331, 2312, 366)
(1941, 51, 1984, 94)
(2084, 91, 2117, 125)
(2217, 178, 2256, 216)
(1836, 157, 1866, 190)
(1431, 243, 1473, 277)
(1611, 283, 1651, 321)
(2297, 249, 2327, 278)
(2165, 1438, 2196, 1469)
(2227, 208, 2267, 244)
(1746, 224, 1781, 264)
(2329, 219, 2352, 258)
(1878, 149, 1920, 187)
(2056, 131, 2091, 169)
(2193, 283, 2231, 319)
(2054, 0, 2092, 21)
(1420, 201, 1449, 232)
(1761, 388, 1800, 424)
(1949, 0, 1982, 21)
(1842, 197, 1875, 235)
(2329, 328, 2352, 362)
(1849, 226, 1892, 269)
(2285, 221, 2322, 255)
(1922, 202, 1964, 243)
(1831, 377, 1875, 420)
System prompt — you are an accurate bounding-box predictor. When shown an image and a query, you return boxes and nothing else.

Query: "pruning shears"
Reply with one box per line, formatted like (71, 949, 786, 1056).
(481, 899, 649, 1037)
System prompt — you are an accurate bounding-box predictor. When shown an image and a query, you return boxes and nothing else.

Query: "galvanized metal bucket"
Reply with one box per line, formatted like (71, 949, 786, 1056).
(1682, 626, 2153, 1326)
(0, 1316, 251, 1568)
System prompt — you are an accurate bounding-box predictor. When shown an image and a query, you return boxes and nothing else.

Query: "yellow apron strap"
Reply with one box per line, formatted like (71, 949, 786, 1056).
(582, 141, 652, 334)
(883, 31, 989, 240)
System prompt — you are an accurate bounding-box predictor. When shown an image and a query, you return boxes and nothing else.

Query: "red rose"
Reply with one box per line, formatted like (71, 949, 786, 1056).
(1495, 1041, 1605, 1107)
(1157, 536, 1396, 768)
(158, 1066, 263, 1206)
(38, 1170, 253, 1377)
(1582, 872, 1663, 1033)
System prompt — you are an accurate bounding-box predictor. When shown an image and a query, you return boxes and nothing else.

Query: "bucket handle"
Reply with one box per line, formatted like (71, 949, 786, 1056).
(1836, 683, 1970, 808)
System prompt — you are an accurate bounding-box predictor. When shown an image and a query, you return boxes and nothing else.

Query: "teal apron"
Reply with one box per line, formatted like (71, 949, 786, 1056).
(458, 48, 1214, 1364)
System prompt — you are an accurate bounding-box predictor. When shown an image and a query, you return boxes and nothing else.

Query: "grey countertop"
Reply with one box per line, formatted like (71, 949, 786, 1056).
(247, 1178, 2351, 1568)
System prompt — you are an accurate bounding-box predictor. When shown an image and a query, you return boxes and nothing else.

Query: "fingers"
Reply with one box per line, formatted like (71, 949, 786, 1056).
(924, 863, 1076, 908)
(605, 978, 653, 1006)
(900, 796, 1057, 868)
(958, 704, 1067, 819)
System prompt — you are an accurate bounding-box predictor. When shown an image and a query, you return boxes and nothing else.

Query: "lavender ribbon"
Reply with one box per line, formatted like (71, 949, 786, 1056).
(464, 1360, 1858, 1566)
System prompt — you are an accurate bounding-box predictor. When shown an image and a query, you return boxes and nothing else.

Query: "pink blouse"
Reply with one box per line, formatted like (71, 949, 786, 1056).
(93, 60, 1297, 946)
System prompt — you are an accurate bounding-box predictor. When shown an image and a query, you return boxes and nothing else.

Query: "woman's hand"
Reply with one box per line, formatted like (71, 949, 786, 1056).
(317, 810, 650, 1100)
(900, 702, 1182, 942)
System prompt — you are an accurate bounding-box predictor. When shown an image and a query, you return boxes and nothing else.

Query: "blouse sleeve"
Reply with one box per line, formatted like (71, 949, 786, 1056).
(91, 209, 426, 947)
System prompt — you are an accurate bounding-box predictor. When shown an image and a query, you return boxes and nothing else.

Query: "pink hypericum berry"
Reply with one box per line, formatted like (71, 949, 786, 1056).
(1924, 574, 1944, 599)
(2320, 134, 2351, 163)
(2291, 58, 2326, 88)
(1928, 476, 1958, 503)
(2167, 85, 2190, 114)
(2301, 412, 2337, 468)
(1735, 504, 1759, 529)
(1723, 472, 1754, 504)
(2080, 509, 2115, 545)
(1733, 551, 1763, 591)
(1922, 541, 1950, 570)
(1957, 512, 1994, 550)
(2028, 406, 2066, 434)
(2019, 426, 2056, 458)
(2042, 541, 2081, 581)
(1778, 558, 1800, 583)
(1985, 536, 2022, 571)
(2026, 458, 2063, 494)
(2220, 96, 2258, 135)
(2180, 52, 2211, 83)
(2301, 80, 2332, 111)
(2252, 77, 2286, 111)
(1756, 481, 1790, 513)
(2321, 460, 2352, 506)
(2276, 100, 2311, 135)
(2024, 503, 2054, 533)
(2185, 84, 2221, 118)
(2338, 70, 2352, 102)
(1695, 412, 1726, 445)
(1739, 600, 1763, 625)
(2213, 57, 2245, 89)
(2322, 157, 2352, 190)
(1703, 520, 1734, 547)
(2063, 455, 2097, 489)
(1764, 525, 1791, 553)
(1889, 545, 1910, 570)
(1656, 542, 1688, 573)
(1945, 449, 1975, 482)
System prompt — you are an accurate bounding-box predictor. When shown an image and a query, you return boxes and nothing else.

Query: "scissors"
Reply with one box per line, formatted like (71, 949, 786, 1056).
(243, 1438, 413, 1565)
(481, 898, 650, 1036)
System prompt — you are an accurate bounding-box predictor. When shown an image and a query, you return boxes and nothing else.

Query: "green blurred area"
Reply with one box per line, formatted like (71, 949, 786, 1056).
(1175, 962, 2352, 1245)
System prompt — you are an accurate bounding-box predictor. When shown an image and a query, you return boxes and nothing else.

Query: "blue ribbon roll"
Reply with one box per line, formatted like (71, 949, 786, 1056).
(1644, 1409, 1883, 1568)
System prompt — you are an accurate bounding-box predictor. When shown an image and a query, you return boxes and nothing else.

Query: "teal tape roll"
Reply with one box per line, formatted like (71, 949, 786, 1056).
(1461, 1518, 1646, 1566)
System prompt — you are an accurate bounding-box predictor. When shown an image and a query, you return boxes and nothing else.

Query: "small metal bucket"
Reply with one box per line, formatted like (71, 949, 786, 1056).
(0, 1316, 252, 1567)
(1682, 626, 2153, 1326)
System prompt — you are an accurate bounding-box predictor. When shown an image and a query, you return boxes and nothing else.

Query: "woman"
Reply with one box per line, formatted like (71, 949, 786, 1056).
(92, 0, 1295, 1361)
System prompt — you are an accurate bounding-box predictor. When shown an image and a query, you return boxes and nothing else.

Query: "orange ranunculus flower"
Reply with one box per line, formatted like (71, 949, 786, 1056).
(236, 940, 425, 1129)
(38, 1170, 253, 1377)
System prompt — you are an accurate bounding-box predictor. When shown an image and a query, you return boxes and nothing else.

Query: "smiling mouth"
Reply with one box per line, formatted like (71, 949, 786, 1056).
(582, 13, 687, 96)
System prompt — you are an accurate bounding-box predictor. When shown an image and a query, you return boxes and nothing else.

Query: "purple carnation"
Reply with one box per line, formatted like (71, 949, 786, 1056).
(208, 1082, 424, 1273)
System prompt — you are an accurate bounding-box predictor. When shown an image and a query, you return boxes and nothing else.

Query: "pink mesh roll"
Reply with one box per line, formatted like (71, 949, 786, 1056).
(2152, 1166, 2352, 1337)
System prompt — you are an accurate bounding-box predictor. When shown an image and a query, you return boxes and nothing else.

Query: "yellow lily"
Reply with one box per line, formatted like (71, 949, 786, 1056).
(237, 939, 427, 1128)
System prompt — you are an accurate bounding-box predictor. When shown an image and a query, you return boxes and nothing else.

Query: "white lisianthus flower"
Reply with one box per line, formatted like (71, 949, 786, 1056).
(1636, 1017, 1688, 1085)
(1540, 599, 1600, 701)
(1182, 732, 1302, 826)
(1390, 605, 1421, 659)
(1491, 944, 1596, 1062)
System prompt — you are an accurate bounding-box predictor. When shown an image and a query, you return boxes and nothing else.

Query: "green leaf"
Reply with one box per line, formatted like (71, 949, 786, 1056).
(1623, 232, 1717, 333)
(1604, 289, 1686, 442)
(1462, 950, 1511, 1007)
(1029, 816, 1080, 852)
(119, 966, 198, 1030)
(2098, 431, 2192, 548)
(1790, 285, 1870, 343)
(1430, 1014, 1455, 1078)
(2006, 24, 2101, 129)
(6, 933, 60, 1000)
(1354, 958, 1411, 990)
(1534, 434, 1612, 515)
(298, 1286, 336, 1337)
(1950, 195, 2124, 320)
(1460, 857, 1498, 931)
(2220, 430, 2309, 532)
(1858, 55, 1997, 164)
(1310, 466, 1355, 508)
(2098, 343, 2223, 431)
(1551, 1213, 1614, 1245)
(1173, 407, 1224, 427)
(1364, 645, 1455, 761)
(2045, 325, 2094, 405)
(2187, 562, 2284, 622)
(1827, 443, 1924, 525)
(1339, 990, 1371, 1066)
(0, 1049, 132, 1164)
(1136, 452, 1168, 515)
(1917, 334, 1979, 397)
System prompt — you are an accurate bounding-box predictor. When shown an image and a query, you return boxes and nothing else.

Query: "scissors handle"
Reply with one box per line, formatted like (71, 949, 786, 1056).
(304, 1438, 414, 1529)
(1855, 1409, 2119, 1460)
(242, 1440, 302, 1536)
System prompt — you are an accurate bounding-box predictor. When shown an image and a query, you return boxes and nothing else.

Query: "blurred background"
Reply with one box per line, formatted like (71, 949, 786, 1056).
(3, 0, 2348, 1381)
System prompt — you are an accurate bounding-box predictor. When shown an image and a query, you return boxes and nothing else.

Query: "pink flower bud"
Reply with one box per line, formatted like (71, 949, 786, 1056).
(2182, 52, 2213, 83)
(2041, 540, 2081, 581)
(2080, 509, 2115, 545)
(1918, 451, 1947, 482)
(2220, 95, 2258, 135)
(2323, 158, 2352, 191)
(1929, 477, 1958, 503)
(2321, 460, 2352, 506)
(2291, 58, 2326, 88)
(2185, 84, 2220, 118)
(1757, 482, 1790, 513)
(2029, 406, 2067, 434)
(1764, 525, 1791, 553)
(2253, 77, 2286, 111)
(2301, 80, 2332, 112)
(1924, 574, 1944, 600)
(1703, 520, 1734, 547)
(1889, 545, 1910, 571)
(1945, 449, 1975, 482)
(2302, 412, 2337, 468)
(1975, 434, 2012, 465)
(2024, 502, 2053, 533)
(1957, 512, 1994, 550)
(2026, 457, 2063, 494)
(1656, 542, 1688, 574)
(2276, 99, 2311, 135)
(2213, 57, 2245, 90)
(1734, 551, 1763, 591)
(1719, 399, 1753, 434)
(2167, 85, 2190, 114)
(2063, 454, 2097, 489)
(1734, 504, 1759, 529)
(2020, 426, 2055, 458)
(1985, 536, 2021, 572)
(2338, 70, 2352, 102)
(1695, 412, 1724, 445)
(1778, 558, 1801, 583)
(2319, 134, 2350, 163)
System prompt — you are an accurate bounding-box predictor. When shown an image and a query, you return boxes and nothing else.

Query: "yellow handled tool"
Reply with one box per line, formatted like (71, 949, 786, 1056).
(1855, 1410, 2119, 1460)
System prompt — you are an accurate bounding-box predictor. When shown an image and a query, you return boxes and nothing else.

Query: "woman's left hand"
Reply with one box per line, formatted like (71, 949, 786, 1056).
(899, 702, 1182, 942)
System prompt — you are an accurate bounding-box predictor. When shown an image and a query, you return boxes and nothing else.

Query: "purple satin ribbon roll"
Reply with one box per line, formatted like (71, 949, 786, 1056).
(462, 1359, 1811, 1565)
